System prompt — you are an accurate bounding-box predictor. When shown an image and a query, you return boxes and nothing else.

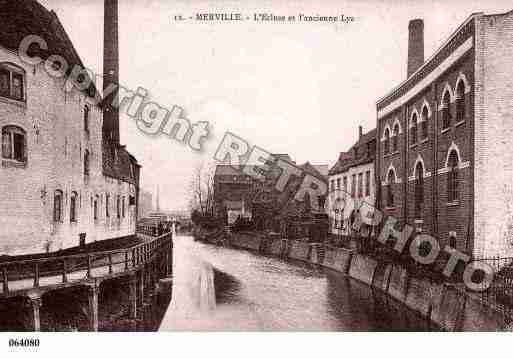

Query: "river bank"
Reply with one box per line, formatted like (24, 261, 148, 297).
(195, 227, 511, 331)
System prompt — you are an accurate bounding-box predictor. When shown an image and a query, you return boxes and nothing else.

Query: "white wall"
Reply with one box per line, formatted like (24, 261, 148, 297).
(0, 45, 136, 256)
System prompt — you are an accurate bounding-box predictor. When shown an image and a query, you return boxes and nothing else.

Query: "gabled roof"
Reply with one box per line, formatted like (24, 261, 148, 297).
(0, 0, 100, 100)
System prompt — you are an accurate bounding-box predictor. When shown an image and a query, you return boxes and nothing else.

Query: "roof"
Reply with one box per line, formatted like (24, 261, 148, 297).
(376, 11, 513, 115)
(214, 165, 244, 177)
(300, 162, 328, 182)
(0, 0, 100, 101)
(329, 128, 377, 176)
(102, 140, 139, 185)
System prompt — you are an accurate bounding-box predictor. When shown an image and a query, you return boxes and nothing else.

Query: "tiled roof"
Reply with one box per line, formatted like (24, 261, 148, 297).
(0, 0, 100, 100)
(329, 128, 377, 176)
(102, 140, 139, 185)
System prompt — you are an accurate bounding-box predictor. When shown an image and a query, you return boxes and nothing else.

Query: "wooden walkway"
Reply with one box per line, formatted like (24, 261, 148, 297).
(0, 231, 173, 331)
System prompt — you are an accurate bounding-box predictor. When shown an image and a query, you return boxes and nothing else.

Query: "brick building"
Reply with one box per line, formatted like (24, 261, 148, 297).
(0, 0, 140, 255)
(214, 154, 328, 229)
(328, 126, 377, 236)
(376, 11, 513, 260)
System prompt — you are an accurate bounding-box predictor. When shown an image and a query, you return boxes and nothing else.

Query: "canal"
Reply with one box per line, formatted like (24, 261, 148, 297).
(159, 235, 439, 331)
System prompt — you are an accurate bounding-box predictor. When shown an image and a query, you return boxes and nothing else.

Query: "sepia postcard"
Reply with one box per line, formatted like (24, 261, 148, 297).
(1, 0, 513, 356)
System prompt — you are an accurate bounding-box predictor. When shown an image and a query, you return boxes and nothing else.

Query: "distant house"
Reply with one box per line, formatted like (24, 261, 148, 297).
(213, 154, 328, 230)
(328, 126, 377, 237)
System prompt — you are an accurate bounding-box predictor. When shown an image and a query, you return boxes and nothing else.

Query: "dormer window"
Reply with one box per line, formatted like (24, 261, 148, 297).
(0, 63, 25, 102)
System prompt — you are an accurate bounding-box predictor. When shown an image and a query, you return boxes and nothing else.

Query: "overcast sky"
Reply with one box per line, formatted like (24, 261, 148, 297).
(39, 0, 512, 210)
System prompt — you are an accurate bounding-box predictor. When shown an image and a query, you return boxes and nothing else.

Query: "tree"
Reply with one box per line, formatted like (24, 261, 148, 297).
(189, 162, 215, 216)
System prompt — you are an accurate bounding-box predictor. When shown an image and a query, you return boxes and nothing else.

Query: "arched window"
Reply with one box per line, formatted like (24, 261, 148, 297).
(84, 149, 90, 177)
(414, 162, 424, 218)
(2, 125, 27, 163)
(455, 81, 466, 122)
(386, 170, 395, 207)
(442, 91, 452, 129)
(384, 128, 390, 154)
(448, 151, 459, 202)
(0, 62, 25, 101)
(410, 113, 418, 145)
(53, 190, 63, 222)
(421, 106, 429, 139)
(392, 124, 399, 152)
(70, 191, 78, 222)
(84, 105, 90, 133)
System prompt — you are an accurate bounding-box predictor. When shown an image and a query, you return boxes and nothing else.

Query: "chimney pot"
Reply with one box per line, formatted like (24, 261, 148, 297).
(358, 125, 363, 139)
(407, 19, 424, 78)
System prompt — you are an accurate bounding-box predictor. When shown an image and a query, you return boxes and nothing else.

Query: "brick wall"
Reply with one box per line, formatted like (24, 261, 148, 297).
(474, 12, 513, 259)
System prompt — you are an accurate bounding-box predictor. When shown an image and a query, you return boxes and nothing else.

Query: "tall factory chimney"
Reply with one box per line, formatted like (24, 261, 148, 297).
(407, 19, 424, 78)
(103, 0, 120, 143)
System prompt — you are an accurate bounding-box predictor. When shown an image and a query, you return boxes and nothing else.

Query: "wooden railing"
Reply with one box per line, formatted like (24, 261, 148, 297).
(0, 232, 173, 297)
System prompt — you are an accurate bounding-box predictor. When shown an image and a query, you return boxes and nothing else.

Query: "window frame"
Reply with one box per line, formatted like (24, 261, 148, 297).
(442, 91, 452, 130)
(386, 170, 395, 208)
(447, 151, 459, 203)
(0, 62, 26, 102)
(455, 81, 466, 122)
(414, 162, 424, 218)
(70, 191, 78, 223)
(410, 113, 418, 145)
(2, 125, 27, 165)
(53, 190, 64, 223)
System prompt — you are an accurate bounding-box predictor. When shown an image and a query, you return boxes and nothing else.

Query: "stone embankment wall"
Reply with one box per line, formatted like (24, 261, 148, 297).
(201, 229, 509, 331)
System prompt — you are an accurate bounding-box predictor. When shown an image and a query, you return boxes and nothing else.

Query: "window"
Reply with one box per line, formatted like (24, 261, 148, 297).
(414, 162, 424, 218)
(386, 170, 395, 207)
(53, 190, 63, 222)
(117, 195, 121, 218)
(448, 151, 459, 202)
(351, 174, 356, 198)
(0, 63, 25, 101)
(70, 191, 78, 222)
(336, 178, 341, 190)
(122, 196, 126, 218)
(106, 194, 110, 217)
(442, 91, 452, 130)
(392, 124, 399, 152)
(384, 128, 390, 154)
(93, 195, 99, 221)
(2, 125, 26, 163)
(343, 176, 348, 195)
(410, 113, 418, 145)
(449, 233, 457, 249)
(84, 105, 90, 133)
(455, 81, 465, 122)
(84, 149, 90, 177)
(421, 106, 429, 139)
(358, 173, 363, 198)
(365, 171, 371, 197)
(330, 180, 334, 191)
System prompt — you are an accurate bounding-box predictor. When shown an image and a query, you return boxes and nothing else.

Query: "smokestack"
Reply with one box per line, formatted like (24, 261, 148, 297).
(358, 125, 363, 139)
(103, 0, 120, 143)
(407, 19, 424, 78)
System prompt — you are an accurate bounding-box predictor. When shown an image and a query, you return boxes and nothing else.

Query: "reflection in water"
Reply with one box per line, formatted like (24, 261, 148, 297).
(159, 235, 439, 331)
